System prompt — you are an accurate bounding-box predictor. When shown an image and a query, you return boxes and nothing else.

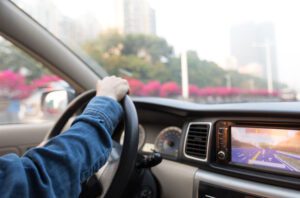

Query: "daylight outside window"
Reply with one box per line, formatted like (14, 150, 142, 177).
(1, 0, 300, 124)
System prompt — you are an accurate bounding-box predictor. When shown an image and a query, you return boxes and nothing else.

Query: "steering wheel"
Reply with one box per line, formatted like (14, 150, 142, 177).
(44, 90, 139, 198)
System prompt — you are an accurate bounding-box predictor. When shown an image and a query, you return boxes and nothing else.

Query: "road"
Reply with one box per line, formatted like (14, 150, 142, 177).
(232, 147, 300, 172)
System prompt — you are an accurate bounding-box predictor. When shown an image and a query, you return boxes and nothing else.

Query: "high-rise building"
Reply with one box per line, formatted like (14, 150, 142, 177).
(116, 0, 156, 35)
(15, 0, 101, 45)
(230, 22, 278, 87)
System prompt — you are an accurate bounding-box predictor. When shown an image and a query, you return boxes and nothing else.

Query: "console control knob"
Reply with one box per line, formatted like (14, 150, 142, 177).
(217, 151, 226, 160)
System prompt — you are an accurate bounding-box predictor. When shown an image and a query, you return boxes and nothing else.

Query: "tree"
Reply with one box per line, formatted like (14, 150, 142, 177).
(123, 34, 173, 64)
(83, 31, 174, 82)
(83, 30, 124, 60)
(0, 39, 50, 81)
(187, 51, 225, 87)
(83, 30, 284, 91)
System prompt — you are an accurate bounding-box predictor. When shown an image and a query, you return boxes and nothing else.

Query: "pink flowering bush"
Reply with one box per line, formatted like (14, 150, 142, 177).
(189, 84, 200, 97)
(197, 87, 246, 97)
(32, 75, 61, 89)
(214, 87, 235, 96)
(125, 78, 280, 99)
(0, 70, 32, 99)
(126, 78, 144, 96)
(0, 70, 63, 100)
(159, 81, 181, 97)
(246, 89, 278, 96)
(141, 80, 161, 96)
(198, 87, 215, 96)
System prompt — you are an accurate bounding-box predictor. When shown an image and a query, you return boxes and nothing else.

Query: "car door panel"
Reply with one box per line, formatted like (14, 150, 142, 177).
(0, 123, 53, 156)
(151, 160, 197, 198)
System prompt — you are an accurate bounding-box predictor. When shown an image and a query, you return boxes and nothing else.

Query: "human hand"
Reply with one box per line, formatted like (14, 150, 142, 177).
(96, 76, 129, 101)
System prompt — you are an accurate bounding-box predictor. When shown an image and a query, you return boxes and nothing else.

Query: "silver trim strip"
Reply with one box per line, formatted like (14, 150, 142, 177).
(193, 170, 300, 198)
(183, 122, 212, 162)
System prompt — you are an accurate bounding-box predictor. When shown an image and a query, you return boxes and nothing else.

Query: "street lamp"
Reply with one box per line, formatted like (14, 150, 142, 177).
(253, 40, 273, 93)
(181, 50, 189, 99)
(225, 74, 232, 89)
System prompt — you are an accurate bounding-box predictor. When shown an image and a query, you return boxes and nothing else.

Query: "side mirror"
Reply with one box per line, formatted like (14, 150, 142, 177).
(41, 90, 75, 116)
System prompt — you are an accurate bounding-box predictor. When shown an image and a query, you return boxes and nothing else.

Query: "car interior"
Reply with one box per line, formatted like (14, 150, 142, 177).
(0, 0, 300, 197)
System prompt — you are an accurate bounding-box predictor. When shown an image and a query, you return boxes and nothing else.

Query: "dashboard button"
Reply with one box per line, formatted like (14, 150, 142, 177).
(217, 151, 226, 160)
(218, 128, 225, 134)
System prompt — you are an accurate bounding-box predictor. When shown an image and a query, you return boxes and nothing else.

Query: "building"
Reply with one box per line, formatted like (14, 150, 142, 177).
(15, 0, 101, 45)
(59, 14, 101, 45)
(230, 22, 278, 88)
(116, 0, 156, 35)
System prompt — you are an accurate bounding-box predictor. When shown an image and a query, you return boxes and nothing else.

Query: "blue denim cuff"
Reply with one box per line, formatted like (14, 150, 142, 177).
(73, 96, 123, 134)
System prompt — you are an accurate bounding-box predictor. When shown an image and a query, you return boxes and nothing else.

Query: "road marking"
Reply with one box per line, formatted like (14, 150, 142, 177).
(274, 154, 299, 172)
(238, 154, 244, 157)
(248, 160, 286, 169)
(277, 151, 300, 160)
(251, 151, 261, 161)
(268, 157, 272, 161)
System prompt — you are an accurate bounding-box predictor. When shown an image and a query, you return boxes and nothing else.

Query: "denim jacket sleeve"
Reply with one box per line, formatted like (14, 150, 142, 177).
(0, 96, 123, 198)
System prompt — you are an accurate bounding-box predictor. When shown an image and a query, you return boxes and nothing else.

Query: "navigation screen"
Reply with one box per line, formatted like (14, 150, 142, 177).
(231, 127, 300, 175)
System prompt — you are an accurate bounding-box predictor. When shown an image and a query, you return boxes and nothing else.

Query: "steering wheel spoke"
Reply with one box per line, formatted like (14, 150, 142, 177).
(95, 141, 122, 197)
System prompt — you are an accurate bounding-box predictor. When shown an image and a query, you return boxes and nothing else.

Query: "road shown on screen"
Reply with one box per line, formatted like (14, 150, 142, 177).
(231, 127, 300, 173)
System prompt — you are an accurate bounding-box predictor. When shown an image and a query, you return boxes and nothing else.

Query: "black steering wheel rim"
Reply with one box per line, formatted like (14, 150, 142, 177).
(45, 90, 139, 198)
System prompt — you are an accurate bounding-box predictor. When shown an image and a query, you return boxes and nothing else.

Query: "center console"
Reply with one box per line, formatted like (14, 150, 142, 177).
(191, 120, 300, 197)
(215, 121, 300, 178)
(193, 169, 299, 198)
(182, 119, 300, 197)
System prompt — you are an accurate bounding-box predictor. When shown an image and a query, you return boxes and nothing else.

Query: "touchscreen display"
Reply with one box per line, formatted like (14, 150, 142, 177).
(231, 127, 300, 175)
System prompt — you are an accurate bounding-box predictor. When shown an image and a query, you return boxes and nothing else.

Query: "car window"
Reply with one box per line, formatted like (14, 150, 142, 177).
(0, 35, 74, 124)
(12, 0, 300, 103)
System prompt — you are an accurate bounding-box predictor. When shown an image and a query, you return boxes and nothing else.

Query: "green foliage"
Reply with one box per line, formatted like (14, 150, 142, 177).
(84, 30, 123, 57)
(123, 34, 173, 63)
(186, 51, 225, 87)
(227, 70, 266, 89)
(1, 30, 286, 95)
(83, 30, 281, 90)
(83, 31, 174, 82)
(0, 39, 50, 81)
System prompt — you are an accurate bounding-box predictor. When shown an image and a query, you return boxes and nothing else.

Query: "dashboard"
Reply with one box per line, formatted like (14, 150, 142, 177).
(120, 121, 184, 160)
(131, 97, 300, 198)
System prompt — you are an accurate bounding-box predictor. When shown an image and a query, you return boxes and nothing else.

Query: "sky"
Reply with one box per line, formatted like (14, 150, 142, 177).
(149, 0, 300, 90)
(16, 0, 300, 91)
(232, 127, 298, 146)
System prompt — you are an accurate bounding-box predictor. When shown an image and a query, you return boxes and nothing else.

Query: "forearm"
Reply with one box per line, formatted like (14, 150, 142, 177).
(0, 97, 122, 198)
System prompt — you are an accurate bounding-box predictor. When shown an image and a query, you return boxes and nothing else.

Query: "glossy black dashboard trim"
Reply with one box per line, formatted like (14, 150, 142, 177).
(209, 163, 300, 190)
(210, 120, 300, 190)
(133, 97, 300, 116)
(211, 119, 300, 190)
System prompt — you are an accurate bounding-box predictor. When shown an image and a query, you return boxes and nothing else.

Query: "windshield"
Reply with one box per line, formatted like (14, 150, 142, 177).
(13, 0, 300, 103)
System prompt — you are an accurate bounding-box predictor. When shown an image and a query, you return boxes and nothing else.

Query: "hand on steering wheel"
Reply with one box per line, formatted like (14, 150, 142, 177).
(44, 77, 139, 198)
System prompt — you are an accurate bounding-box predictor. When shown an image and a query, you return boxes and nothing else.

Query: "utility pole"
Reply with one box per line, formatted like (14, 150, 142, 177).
(181, 51, 189, 99)
(225, 74, 232, 89)
(253, 40, 273, 93)
(265, 42, 273, 93)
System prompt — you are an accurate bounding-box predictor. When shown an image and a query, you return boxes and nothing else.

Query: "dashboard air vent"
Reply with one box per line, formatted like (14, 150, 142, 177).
(184, 123, 210, 161)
